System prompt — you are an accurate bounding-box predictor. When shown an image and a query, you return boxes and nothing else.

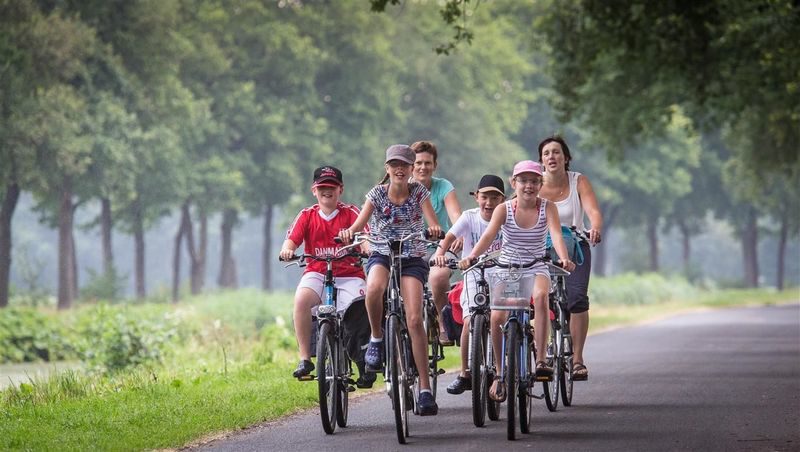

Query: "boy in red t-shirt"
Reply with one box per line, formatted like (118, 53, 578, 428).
(280, 166, 367, 379)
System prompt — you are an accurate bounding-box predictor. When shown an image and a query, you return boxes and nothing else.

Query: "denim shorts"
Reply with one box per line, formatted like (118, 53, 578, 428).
(366, 253, 429, 285)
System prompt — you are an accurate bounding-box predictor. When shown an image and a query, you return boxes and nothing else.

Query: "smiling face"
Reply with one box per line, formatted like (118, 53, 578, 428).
(475, 191, 505, 221)
(511, 173, 543, 202)
(413, 151, 436, 184)
(312, 184, 342, 209)
(540, 140, 569, 173)
(385, 159, 413, 184)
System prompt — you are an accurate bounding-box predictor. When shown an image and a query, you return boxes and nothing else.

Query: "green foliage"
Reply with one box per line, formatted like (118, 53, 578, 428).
(0, 308, 75, 363)
(590, 273, 700, 306)
(79, 267, 127, 303)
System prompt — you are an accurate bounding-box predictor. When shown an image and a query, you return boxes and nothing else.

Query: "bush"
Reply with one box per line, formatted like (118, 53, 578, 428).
(79, 267, 127, 303)
(0, 308, 77, 363)
(590, 273, 700, 305)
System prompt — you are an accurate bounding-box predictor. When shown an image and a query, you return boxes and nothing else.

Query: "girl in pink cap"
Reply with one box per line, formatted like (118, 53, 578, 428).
(460, 160, 575, 401)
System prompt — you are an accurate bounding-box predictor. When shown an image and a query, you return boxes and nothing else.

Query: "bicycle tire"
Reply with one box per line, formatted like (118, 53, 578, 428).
(506, 323, 518, 440)
(543, 317, 560, 412)
(316, 322, 337, 434)
(560, 333, 574, 406)
(388, 315, 409, 444)
(335, 350, 350, 428)
(486, 327, 500, 422)
(519, 327, 533, 434)
(424, 300, 441, 398)
(470, 313, 488, 427)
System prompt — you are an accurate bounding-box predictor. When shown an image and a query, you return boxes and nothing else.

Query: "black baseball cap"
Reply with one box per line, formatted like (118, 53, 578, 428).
(312, 166, 343, 188)
(469, 174, 505, 196)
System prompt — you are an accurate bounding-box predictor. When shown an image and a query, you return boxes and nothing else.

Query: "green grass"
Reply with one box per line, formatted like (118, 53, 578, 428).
(1, 283, 797, 451)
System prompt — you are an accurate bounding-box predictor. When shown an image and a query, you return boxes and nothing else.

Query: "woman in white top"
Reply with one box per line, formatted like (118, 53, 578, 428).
(537, 135, 603, 381)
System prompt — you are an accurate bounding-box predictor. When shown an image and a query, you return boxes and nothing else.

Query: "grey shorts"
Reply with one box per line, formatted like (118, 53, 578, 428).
(565, 241, 591, 314)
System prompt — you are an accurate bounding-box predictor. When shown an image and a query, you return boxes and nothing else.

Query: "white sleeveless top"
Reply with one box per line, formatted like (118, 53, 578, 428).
(499, 199, 549, 277)
(554, 171, 585, 229)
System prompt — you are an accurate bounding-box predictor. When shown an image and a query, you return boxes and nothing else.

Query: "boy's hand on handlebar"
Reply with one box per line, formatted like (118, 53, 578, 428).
(449, 236, 464, 254)
(278, 249, 295, 261)
(431, 254, 448, 268)
(337, 228, 354, 244)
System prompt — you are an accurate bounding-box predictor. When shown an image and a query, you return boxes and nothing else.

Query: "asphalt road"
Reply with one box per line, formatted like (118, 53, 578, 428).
(195, 303, 800, 452)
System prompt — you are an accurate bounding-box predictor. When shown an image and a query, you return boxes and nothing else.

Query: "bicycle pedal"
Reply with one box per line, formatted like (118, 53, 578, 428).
(346, 378, 357, 385)
(535, 375, 553, 382)
(296, 375, 315, 382)
(346, 385, 356, 393)
(436, 368, 446, 375)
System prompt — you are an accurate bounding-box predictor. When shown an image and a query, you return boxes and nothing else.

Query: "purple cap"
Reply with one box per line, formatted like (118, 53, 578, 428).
(512, 160, 543, 177)
(385, 144, 415, 165)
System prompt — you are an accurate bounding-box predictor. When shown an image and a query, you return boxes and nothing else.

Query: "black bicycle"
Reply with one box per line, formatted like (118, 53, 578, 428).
(542, 260, 572, 411)
(436, 251, 502, 427)
(280, 246, 366, 434)
(421, 284, 445, 400)
(348, 230, 442, 444)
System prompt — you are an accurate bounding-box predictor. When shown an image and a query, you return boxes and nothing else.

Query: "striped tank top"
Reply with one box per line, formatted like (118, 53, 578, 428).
(499, 198, 550, 277)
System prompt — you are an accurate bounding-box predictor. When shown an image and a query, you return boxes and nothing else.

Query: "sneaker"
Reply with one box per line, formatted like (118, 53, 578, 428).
(446, 375, 472, 394)
(292, 359, 314, 378)
(356, 372, 377, 389)
(365, 341, 384, 371)
(417, 391, 438, 416)
(439, 331, 455, 347)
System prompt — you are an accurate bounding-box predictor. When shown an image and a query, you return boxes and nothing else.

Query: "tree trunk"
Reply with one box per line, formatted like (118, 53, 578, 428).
(172, 206, 186, 303)
(57, 180, 74, 310)
(133, 198, 146, 298)
(0, 182, 20, 308)
(196, 211, 207, 293)
(70, 230, 79, 300)
(181, 201, 201, 295)
(593, 205, 617, 277)
(101, 197, 114, 275)
(741, 207, 759, 288)
(262, 203, 274, 290)
(677, 219, 691, 274)
(646, 215, 659, 273)
(776, 211, 787, 291)
(218, 208, 238, 289)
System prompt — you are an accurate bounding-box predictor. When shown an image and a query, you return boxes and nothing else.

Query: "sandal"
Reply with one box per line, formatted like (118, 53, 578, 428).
(535, 361, 554, 377)
(573, 362, 588, 381)
(489, 377, 506, 403)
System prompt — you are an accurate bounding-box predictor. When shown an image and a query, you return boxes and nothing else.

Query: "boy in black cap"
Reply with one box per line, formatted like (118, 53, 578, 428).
(280, 166, 372, 386)
(431, 174, 506, 395)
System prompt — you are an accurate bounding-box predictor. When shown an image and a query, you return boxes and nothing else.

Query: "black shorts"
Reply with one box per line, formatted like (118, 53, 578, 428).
(366, 253, 429, 285)
(565, 241, 591, 314)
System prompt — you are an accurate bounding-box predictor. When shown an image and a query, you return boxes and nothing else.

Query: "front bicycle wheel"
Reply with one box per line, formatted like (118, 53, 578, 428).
(519, 328, 533, 434)
(470, 313, 488, 427)
(506, 324, 519, 441)
(486, 327, 500, 421)
(388, 316, 410, 444)
(543, 319, 560, 412)
(424, 301, 441, 398)
(560, 332, 574, 406)
(335, 352, 350, 428)
(316, 322, 337, 434)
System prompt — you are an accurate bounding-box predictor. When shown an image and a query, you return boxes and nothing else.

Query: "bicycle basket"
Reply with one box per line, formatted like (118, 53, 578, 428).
(488, 271, 535, 311)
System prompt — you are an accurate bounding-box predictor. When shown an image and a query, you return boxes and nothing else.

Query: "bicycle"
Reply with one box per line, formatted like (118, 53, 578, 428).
(436, 251, 503, 427)
(280, 246, 366, 435)
(346, 230, 443, 444)
(542, 259, 572, 411)
(488, 257, 547, 441)
(421, 284, 446, 400)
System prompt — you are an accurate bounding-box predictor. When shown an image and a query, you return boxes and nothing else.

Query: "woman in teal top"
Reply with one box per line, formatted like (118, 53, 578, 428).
(411, 141, 462, 346)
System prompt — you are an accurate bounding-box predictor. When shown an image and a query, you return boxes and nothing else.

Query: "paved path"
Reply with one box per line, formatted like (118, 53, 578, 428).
(196, 303, 800, 451)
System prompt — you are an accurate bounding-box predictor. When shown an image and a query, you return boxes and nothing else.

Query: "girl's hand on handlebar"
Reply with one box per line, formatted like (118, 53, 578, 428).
(279, 248, 295, 261)
(560, 258, 576, 272)
(426, 225, 443, 240)
(457, 256, 476, 271)
(337, 228, 354, 245)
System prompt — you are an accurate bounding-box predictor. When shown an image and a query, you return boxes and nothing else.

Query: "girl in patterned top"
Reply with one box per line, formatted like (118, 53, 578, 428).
(460, 160, 575, 401)
(338, 144, 442, 416)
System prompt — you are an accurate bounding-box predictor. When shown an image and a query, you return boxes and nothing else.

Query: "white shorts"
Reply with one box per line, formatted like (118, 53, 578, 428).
(459, 274, 483, 321)
(297, 272, 366, 313)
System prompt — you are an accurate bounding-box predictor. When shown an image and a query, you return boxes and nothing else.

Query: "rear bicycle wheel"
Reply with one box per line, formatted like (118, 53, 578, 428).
(486, 328, 500, 421)
(560, 332, 574, 406)
(424, 301, 441, 398)
(388, 316, 409, 444)
(506, 324, 518, 441)
(316, 322, 337, 434)
(543, 319, 560, 412)
(335, 351, 350, 428)
(470, 313, 488, 427)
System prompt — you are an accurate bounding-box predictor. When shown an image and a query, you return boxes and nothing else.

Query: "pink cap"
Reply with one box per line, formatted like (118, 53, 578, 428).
(512, 160, 543, 177)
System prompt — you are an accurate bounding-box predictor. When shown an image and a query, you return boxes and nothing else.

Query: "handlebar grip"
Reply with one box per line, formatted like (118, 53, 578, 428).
(279, 255, 298, 262)
(333, 236, 343, 244)
(425, 230, 446, 240)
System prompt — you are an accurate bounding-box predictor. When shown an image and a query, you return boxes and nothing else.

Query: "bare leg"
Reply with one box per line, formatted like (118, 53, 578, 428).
(571, 311, 589, 365)
(460, 315, 471, 376)
(532, 275, 550, 367)
(293, 287, 321, 360)
(429, 266, 452, 337)
(365, 265, 389, 340)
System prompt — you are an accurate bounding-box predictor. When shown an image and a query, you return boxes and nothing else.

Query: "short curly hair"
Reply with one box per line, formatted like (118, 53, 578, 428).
(410, 140, 438, 164)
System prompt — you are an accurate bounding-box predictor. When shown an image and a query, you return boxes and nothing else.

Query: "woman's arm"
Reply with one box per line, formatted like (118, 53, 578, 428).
(546, 202, 575, 272)
(421, 198, 442, 238)
(443, 190, 462, 224)
(577, 174, 603, 245)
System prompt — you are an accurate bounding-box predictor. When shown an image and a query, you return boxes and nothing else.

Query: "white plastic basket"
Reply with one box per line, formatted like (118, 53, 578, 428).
(488, 271, 535, 311)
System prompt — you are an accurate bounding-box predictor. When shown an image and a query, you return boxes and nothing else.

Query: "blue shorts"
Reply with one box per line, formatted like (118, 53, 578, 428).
(366, 253, 429, 285)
